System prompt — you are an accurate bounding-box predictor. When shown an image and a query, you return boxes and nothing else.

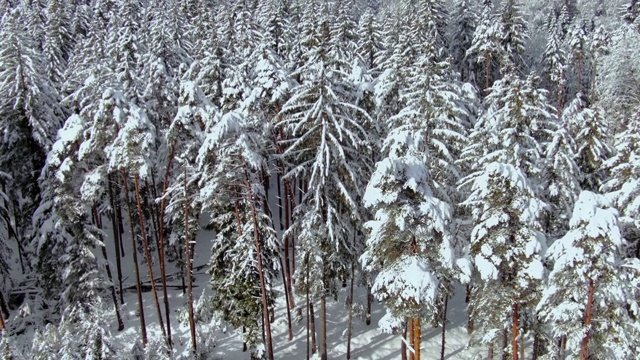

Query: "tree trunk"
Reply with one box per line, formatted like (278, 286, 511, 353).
(346, 264, 355, 359)
(279, 256, 294, 340)
(92, 205, 124, 331)
(512, 303, 519, 360)
(0, 292, 9, 320)
(401, 321, 407, 360)
(440, 296, 449, 360)
(320, 295, 328, 360)
(306, 254, 311, 360)
(115, 176, 126, 257)
(183, 166, 197, 355)
(156, 144, 176, 349)
(488, 344, 494, 360)
(243, 162, 274, 360)
(366, 284, 372, 326)
(409, 319, 415, 360)
(310, 302, 318, 354)
(414, 318, 421, 360)
(580, 278, 594, 360)
(577, 53, 583, 95)
(485, 51, 492, 92)
(0, 295, 5, 335)
(467, 285, 474, 334)
(120, 170, 147, 347)
(132, 173, 167, 345)
(108, 174, 124, 305)
(502, 329, 508, 360)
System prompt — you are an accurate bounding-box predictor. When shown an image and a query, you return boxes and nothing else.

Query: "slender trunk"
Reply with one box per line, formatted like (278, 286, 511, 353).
(485, 51, 492, 92)
(92, 205, 124, 331)
(532, 329, 540, 360)
(108, 175, 124, 305)
(502, 329, 508, 360)
(0, 292, 8, 320)
(310, 301, 317, 354)
(488, 344, 494, 360)
(242, 162, 274, 360)
(467, 285, 474, 334)
(115, 176, 126, 257)
(278, 256, 294, 340)
(120, 170, 147, 347)
(409, 319, 415, 360)
(184, 166, 197, 355)
(366, 284, 372, 326)
(440, 296, 449, 360)
(132, 173, 167, 345)
(283, 181, 294, 310)
(157, 144, 176, 349)
(512, 303, 519, 360)
(401, 321, 407, 360)
(414, 318, 421, 360)
(320, 295, 328, 360)
(580, 278, 594, 360)
(306, 254, 311, 360)
(0, 294, 5, 334)
(346, 263, 355, 359)
(520, 325, 525, 360)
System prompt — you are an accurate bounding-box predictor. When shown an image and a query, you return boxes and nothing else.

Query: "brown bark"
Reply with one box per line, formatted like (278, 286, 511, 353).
(120, 170, 147, 346)
(346, 265, 355, 359)
(512, 303, 519, 360)
(283, 180, 294, 311)
(279, 256, 294, 340)
(467, 285, 474, 334)
(440, 296, 449, 360)
(414, 318, 421, 360)
(242, 162, 274, 360)
(132, 173, 167, 345)
(502, 330, 508, 360)
(157, 144, 176, 349)
(409, 319, 415, 360)
(108, 174, 124, 305)
(488, 344, 494, 360)
(401, 321, 408, 360)
(320, 295, 328, 360)
(580, 278, 595, 360)
(184, 166, 197, 355)
(92, 205, 124, 331)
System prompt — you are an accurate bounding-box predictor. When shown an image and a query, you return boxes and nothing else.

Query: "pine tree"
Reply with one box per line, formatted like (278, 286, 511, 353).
(537, 191, 640, 359)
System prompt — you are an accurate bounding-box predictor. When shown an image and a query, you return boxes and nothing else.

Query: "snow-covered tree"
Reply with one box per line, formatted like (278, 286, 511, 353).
(537, 191, 640, 359)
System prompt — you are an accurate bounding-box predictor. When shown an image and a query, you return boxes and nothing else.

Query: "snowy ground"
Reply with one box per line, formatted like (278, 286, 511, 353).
(101, 225, 483, 359)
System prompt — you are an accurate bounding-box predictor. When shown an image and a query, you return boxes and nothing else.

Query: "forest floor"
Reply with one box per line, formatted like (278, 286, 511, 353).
(103, 226, 484, 360)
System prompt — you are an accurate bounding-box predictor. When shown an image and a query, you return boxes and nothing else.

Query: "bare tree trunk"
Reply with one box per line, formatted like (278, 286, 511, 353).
(184, 166, 197, 356)
(409, 319, 415, 360)
(156, 144, 176, 349)
(243, 162, 274, 360)
(466, 284, 474, 334)
(512, 303, 519, 360)
(414, 318, 421, 360)
(366, 284, 372, 326)
(320, 294, 328, 360)
(279, 256, 294, 340)
(306, 254, 311, 360)
(346, 263, 355, 359)
(310, 302, 318, 354)
(502, 329, 508, 360)
(92, 205, 125, 331)
(577, 53, 583, 95)
(485, 51, 492, 92)
(0, 292, 9, 320)
(440, 296, 449, 360)
(580, 278, 594, 360)
(115, 176, 126, 257)
(132, 173, 167, 346)
(488, 344, 494, 360)
(108, 175, 124, 305)
(120, 170, 147, 347)
(283, 181, 294, 311)
(0, 294, 5, 335)
(401, 321, 407, 360)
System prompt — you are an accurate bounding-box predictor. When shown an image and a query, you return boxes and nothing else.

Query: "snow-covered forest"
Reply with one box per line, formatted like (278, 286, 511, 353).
(0, 0, 639, 358)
